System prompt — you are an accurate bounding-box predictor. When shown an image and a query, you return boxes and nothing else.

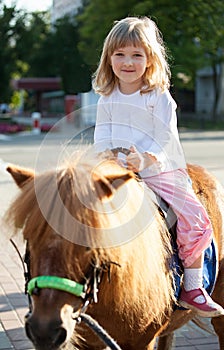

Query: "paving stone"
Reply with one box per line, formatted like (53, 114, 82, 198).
(0, 323, 13, 349)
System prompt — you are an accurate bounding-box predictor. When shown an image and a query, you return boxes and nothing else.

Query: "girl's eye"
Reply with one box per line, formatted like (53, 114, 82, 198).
(114, 52, 124, 56)
(134, 53, 143, 57)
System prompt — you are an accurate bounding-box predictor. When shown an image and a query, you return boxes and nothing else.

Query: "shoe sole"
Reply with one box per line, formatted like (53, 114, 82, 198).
(179, 300, 224, 318)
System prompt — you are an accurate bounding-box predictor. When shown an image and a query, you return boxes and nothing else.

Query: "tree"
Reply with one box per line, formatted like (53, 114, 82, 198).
(77, 0, 138, 69)
(14, 11, 51, 77)
(0, 4, 92, 107)
(0, 4, 51, 104)
(15, 13, 91, 93)
(49, 16, 92, 93)
(0, 3, 19, 102)
(78, 0, 224, 118)
(133, 0, 224, 118)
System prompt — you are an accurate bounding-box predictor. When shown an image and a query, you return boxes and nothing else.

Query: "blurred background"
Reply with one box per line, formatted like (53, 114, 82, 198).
(0, 0, 224, 133)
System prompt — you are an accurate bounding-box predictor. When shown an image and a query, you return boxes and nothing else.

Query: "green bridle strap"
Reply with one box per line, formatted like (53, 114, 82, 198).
(27, 276, 85, 298)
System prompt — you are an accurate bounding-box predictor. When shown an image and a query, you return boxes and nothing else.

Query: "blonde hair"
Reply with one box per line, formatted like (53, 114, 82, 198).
(93, 16, 171, 96)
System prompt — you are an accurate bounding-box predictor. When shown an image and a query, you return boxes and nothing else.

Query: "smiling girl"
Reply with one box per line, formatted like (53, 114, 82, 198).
(93, 16, 224, 317)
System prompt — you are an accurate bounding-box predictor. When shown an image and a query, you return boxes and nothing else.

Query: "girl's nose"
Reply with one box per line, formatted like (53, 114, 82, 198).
(124, 56, 133, 65)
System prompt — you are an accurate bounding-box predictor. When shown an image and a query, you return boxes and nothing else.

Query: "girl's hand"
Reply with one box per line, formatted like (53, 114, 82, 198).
(126, 146, 158, 172)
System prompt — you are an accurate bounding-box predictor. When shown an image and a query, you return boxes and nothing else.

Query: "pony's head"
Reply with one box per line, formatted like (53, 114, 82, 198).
(5, 155, 174, 350)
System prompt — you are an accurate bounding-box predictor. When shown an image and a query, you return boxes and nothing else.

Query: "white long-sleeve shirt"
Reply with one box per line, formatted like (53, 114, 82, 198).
(94, 87, 186, 177)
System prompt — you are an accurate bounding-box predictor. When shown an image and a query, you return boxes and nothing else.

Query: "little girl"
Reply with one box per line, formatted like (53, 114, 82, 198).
(93, 16, 224, 317)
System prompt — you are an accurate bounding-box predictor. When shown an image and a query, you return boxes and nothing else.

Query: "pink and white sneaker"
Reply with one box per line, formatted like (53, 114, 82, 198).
(179, 287, 224, 318)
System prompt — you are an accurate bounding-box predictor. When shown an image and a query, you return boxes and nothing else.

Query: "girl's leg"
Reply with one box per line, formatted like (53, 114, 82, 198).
(144, 169, 211, 266)
(144, 170, 224, 317)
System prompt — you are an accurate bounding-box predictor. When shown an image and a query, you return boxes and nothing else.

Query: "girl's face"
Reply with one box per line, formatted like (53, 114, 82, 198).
(110, 45, 148, 94)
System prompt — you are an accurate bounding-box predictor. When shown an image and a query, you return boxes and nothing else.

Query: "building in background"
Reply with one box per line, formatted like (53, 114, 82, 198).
(51, 0, 82, 22)
(196, 63, 224, 117)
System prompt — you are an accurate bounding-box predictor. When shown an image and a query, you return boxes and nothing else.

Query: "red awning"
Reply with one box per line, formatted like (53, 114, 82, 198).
(11, 77, 62, 91)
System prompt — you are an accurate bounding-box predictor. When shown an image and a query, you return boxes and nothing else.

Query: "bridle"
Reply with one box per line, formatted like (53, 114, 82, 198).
(10, 238, 122, 350)
(27, 275, 85, 298)
(26, 261, 108, 320)
(23, 245, 114, 315)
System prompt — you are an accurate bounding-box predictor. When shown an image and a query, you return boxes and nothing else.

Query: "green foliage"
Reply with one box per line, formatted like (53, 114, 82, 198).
(0, 5, 91, 105)
(15, 11, 50, 76)
(1, 0, 224, 110)
(16, 12, 91, 93)
(77, 0, 138, 68)
(11, 90, 27, 110)
(39, 17, 91, 94)
(0, 5, 50, 103)
(78, 0, 224, 90)
(140, 0, 224, 89)
(0, 4, 18, 102)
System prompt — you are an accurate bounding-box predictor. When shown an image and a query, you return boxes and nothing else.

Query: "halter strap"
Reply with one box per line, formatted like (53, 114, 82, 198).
(27, 276, 85, 298)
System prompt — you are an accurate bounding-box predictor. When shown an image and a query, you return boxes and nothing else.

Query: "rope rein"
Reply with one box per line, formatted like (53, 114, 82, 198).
(76, 313, 122, 350)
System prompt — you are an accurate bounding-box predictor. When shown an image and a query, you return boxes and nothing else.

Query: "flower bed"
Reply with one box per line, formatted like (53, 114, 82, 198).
(0, 120, 58, 134)
(0, 122, 27, 134)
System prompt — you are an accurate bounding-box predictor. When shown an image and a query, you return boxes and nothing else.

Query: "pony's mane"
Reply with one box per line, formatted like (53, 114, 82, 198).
(5, 154, 175, 326)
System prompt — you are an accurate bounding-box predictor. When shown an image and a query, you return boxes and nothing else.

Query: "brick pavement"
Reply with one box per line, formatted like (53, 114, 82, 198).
(0, 237, 34, 350)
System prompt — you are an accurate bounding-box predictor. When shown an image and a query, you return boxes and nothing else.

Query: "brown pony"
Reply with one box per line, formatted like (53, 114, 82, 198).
(4, 154, 224, 350)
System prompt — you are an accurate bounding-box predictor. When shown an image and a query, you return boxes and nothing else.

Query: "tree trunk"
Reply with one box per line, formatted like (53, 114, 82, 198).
(211, 63, 219, 122)
(216, 63, 224, 118)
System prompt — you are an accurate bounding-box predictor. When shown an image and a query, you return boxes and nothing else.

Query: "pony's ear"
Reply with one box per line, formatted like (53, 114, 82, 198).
(92, 171, 133, 200)
(7, 165, 34, 188)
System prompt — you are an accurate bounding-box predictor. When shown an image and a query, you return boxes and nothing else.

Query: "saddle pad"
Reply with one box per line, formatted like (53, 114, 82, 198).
(171, 239, 218, 309)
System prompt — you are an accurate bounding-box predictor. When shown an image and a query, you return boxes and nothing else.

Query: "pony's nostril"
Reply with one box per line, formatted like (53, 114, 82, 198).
(53, 327, 67, 347)
(25, 319, 67, 348)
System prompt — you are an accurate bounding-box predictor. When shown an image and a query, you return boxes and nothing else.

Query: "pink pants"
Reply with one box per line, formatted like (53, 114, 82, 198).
(144, 169, 212, 267)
